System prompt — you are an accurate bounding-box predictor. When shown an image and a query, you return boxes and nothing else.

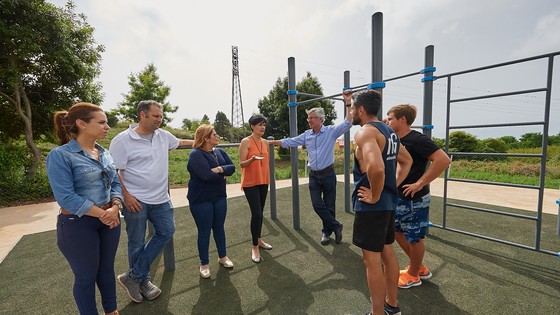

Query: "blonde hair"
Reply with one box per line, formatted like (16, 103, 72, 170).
(193, 124, 215, 149)
(387, 104, 417, 126)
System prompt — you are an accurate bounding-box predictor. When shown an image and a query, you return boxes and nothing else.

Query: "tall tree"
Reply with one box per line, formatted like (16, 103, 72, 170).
(201, 114, 210, 124)
(111, 63, 176, 125)
(182, 118, 193, 130)
(258, 72, 336, 141)
(214, 111, 232, 141)
(0, 0, 104, 176)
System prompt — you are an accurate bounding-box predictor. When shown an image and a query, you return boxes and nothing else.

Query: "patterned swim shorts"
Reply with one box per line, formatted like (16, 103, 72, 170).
(395, 194, 430, 243)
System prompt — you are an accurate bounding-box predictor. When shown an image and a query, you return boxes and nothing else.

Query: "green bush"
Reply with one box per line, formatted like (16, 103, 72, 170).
(0, 141, 53, 206)
(2, 127, 559, 207)
(0, 141, 29, 182)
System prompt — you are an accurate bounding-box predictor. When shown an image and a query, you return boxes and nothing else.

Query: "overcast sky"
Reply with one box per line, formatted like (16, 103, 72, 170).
(48, 0, 560, 139)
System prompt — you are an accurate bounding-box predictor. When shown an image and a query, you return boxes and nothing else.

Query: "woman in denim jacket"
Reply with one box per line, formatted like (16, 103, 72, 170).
(46, 102, 123, 315)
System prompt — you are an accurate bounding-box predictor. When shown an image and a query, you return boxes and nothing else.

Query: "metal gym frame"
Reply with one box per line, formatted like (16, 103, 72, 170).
(282, 11, 559, 257)
(437, 50, 560, 257)
(282, 11, 436, 230)
(162, 11, 559, 271)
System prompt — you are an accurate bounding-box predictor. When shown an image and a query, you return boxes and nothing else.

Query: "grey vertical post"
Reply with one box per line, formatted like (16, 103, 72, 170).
(557, 200, 560, 236)
(288, 57, 301, 230)
(535, 56, 554, 249)
(372, 12, 383, 120)
(268, 136, 277, 219)
(163, 238, 175, 271)
(423, 45, 435, 236)
(423, 45, 434, 138)
(443, 76, 452, 229)
(343, 71, 352, 213)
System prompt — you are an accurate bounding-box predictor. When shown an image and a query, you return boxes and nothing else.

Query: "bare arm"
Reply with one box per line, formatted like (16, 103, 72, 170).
(402, 149, 450, 197)
(396, 144, 412, 187)
(178, 139, 194, 147)
(355, 127, 385, 204)
(117, 171, 142, 213)
(342, 90, 353, 122)
(239, 138, 257, 168)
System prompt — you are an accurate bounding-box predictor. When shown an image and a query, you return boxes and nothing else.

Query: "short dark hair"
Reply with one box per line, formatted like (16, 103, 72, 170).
(248, 114, 267, 126)
(353, 90, 382, 116)
(136, 100, 162, 121)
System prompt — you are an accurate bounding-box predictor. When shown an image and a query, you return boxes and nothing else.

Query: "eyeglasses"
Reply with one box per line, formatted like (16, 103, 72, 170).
(307, 117, 319, 121)
(102, 169, 110, 190)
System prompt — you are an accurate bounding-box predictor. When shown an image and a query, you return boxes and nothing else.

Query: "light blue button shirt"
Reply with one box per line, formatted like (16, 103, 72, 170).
(46, 139, 122, 217)
(281, 119, 352, 171)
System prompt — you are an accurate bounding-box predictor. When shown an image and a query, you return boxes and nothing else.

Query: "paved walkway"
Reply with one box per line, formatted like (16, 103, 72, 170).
(0, 176, 558, 264)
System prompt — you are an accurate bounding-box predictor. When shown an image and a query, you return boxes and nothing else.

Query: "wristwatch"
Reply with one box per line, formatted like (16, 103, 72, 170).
(112, 200, 123, 211)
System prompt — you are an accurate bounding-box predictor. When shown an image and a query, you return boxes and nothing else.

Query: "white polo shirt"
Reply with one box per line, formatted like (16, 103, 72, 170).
(109, 124, 180, 204)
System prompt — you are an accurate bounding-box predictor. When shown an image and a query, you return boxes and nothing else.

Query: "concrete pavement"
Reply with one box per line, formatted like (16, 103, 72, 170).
(1, 176, 558, 264)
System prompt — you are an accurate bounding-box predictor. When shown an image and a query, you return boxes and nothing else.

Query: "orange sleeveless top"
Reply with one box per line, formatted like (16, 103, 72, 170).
(241, 137, 270, 189)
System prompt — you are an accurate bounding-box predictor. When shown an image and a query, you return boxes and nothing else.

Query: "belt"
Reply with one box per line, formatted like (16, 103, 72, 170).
(60, 202, 112, 215)
(310, 164, 334, 175)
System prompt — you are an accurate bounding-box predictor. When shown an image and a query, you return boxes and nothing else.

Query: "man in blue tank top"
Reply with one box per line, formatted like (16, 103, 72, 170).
(344, 89, 412, 315)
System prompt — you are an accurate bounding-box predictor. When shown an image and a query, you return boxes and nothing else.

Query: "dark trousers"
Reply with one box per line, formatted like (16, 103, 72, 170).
(57, 214, 120, 315)
(190, 197, 228, 265)
(243, 184, 269, 246)
(309, 169, 340, 235)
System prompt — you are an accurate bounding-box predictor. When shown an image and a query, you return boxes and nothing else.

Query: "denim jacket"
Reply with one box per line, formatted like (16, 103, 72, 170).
(46, 139, 123, 217)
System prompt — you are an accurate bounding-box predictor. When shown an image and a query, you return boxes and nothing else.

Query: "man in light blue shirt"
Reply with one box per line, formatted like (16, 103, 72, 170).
(271, 105, 352, 245)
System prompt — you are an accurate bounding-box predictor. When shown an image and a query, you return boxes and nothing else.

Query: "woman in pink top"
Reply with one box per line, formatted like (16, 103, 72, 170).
(239, 114, 272, 263)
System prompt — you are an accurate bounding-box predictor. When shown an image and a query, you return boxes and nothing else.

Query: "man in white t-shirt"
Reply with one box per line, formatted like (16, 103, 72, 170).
(109, 100, 192, 303)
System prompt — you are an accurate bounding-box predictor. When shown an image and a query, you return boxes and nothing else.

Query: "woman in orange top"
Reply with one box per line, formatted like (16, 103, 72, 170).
(239, 114, 272, 263)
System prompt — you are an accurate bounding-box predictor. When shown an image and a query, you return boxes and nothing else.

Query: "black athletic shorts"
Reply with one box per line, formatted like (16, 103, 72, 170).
(352, 210, 395, 252)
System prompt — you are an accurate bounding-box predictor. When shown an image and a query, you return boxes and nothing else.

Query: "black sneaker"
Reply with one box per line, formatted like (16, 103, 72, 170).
(384, 301, 402, 315)
(334, 223, 343, 244)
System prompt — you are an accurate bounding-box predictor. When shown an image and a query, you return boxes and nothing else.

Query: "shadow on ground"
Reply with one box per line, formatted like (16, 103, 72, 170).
(1, 185, 559, 314)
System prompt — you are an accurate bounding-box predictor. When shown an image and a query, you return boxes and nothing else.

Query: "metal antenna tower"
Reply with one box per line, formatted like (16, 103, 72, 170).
(231, 46, 244, 128)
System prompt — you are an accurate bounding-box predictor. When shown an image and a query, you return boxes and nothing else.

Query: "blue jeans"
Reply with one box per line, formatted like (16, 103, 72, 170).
(190, 197, 228, 265)
(123, 200, 175, 282)
(309, 169, 340, 235)
(57, 214, 120, 315)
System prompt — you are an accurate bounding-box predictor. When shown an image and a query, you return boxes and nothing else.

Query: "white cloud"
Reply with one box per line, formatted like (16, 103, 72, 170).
(512, 9, 560, 58)
(46, 0, 559, 138)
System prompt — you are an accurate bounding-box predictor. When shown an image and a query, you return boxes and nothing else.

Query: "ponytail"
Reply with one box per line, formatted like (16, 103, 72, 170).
(52, 102, 102, 145)
(53, 111, 70, 145)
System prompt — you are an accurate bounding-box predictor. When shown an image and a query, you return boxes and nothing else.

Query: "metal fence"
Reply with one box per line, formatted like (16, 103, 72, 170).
(437, 51, 560, 257)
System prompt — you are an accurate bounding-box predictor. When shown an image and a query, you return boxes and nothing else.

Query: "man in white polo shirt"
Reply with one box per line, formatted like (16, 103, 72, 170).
(109, 100, 192, 303)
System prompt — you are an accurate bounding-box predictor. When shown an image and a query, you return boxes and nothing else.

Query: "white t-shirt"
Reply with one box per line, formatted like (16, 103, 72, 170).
(109, 124, 180, 204)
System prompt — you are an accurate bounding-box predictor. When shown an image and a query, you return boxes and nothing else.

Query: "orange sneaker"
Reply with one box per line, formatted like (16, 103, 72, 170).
(398, 272, 422, 289)
(400, 264, 432, 280)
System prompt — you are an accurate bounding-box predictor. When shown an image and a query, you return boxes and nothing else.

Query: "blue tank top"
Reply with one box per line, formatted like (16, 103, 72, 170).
(352, 121, 400, 212)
